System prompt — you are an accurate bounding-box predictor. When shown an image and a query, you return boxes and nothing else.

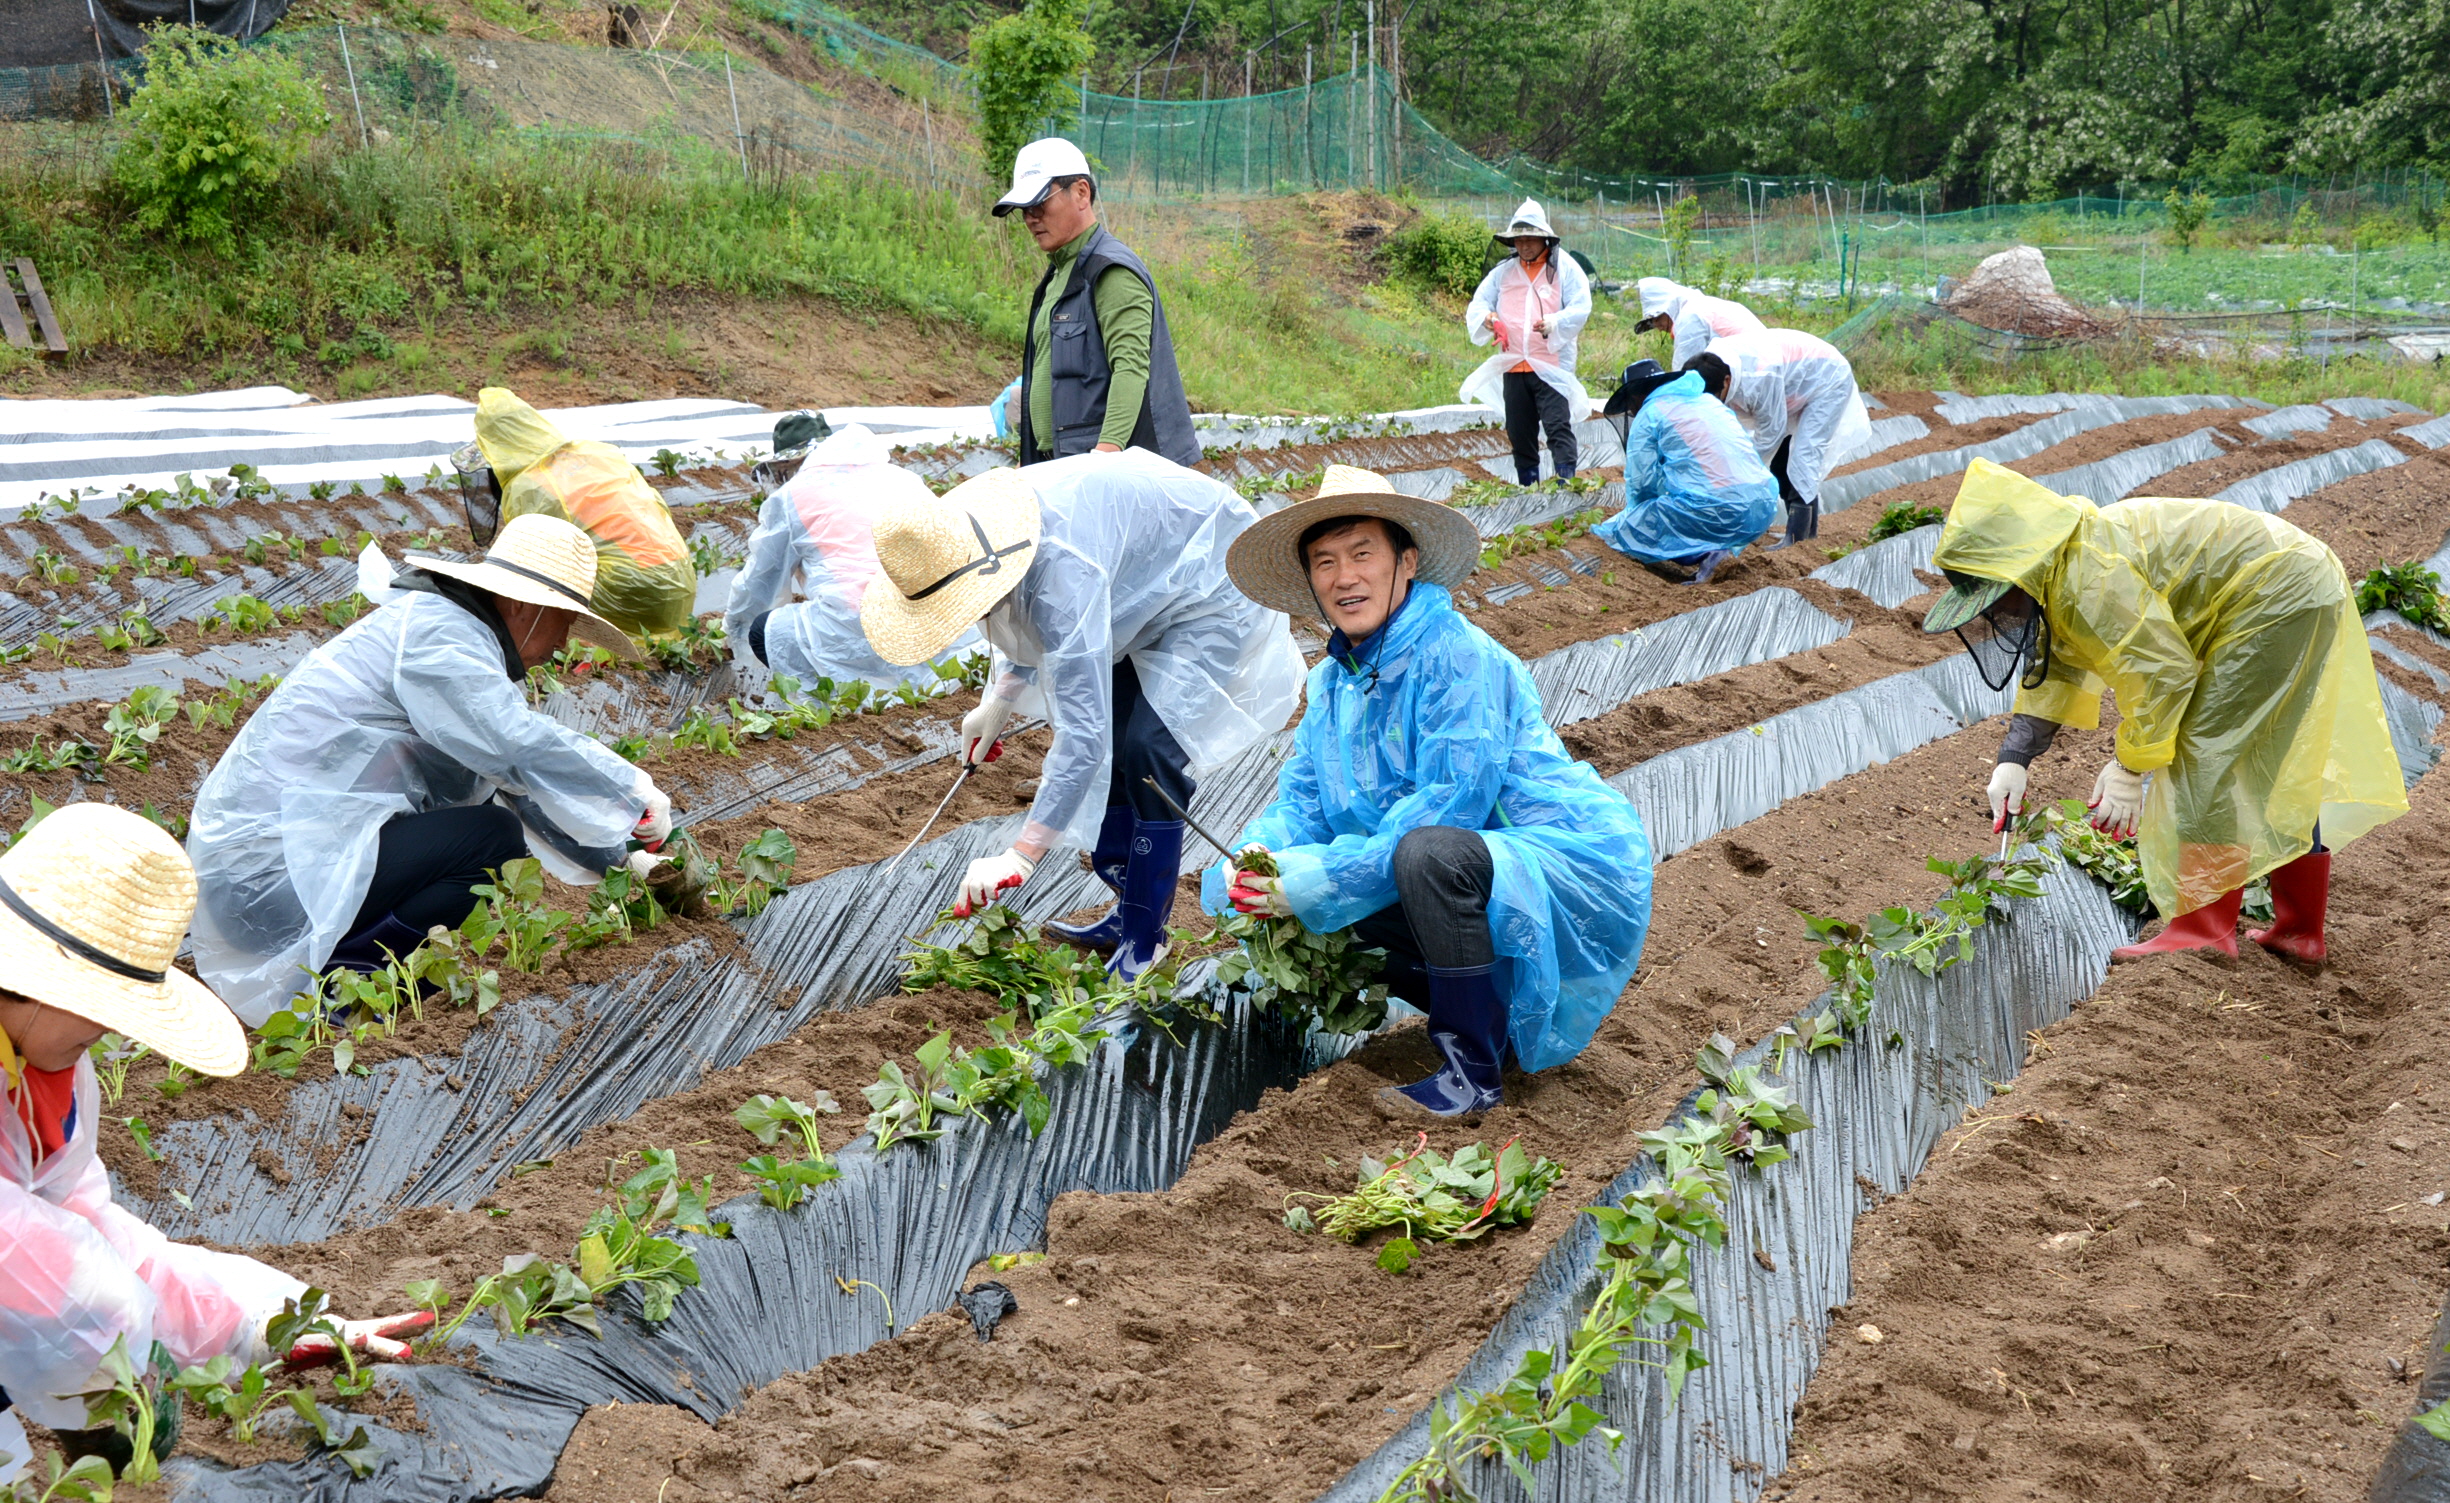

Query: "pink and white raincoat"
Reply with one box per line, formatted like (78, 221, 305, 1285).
(1460, 200, 1594, 417)
(1636, 277, 1769, 369)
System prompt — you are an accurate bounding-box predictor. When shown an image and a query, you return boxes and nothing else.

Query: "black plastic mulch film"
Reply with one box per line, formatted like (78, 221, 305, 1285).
(89, 400, 2434, 1499)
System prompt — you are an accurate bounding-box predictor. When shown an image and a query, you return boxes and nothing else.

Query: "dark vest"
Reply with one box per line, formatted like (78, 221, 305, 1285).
(1020, 224, 1201, 467)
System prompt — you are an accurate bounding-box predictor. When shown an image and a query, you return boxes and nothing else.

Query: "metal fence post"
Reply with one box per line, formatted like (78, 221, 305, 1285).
(724, 55, 749, 184)
(338, 23, 371, 149)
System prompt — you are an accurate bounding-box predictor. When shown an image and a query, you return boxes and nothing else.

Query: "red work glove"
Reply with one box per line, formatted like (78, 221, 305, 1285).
(284, 1310, 434, 1367)
(1229, 869, 1291, 918)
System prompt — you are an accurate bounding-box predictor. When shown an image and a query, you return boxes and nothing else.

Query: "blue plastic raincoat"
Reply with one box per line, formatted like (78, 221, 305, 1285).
(1593, 371, 1780, 562)
(1199, 583, 1652, 1072)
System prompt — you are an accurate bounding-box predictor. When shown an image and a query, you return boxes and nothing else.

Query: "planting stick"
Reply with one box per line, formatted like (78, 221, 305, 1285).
(1141, 777, 1238, 861)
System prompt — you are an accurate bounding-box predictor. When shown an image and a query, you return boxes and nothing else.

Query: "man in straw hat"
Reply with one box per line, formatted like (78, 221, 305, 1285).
(1461, 199, 1594, 486)
(188, 514, 679, 1026)
(1592, 358, 1780, 586)
(1923, 459, 2405, 962)
(0, 805, 426, 1483)
(1201, 466, 1654, 1118)
(861, 450, 1304, 980)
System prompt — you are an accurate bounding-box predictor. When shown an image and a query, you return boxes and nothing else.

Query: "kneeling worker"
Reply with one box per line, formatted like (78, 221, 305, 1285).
(2, 806, 422, 1482)
(860, 450, 1305, 979)
(189, 515, 675, 1025)
(1201, 467, 1654, 1118)
(1925, 459, 2407, 960)
(1592, 359, 1779, 585)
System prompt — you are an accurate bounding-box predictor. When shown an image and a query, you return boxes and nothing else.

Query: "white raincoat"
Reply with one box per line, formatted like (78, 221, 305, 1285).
(0, 1055, 302, 1446)
(724, 426, 979, 690)
(1635, 277, 1769, 369)
(1700, 327, 1874, 506)
(1461, 202, 1594, 416)
(979, 450, 1304, 853)
(188, 586, 652, 1025)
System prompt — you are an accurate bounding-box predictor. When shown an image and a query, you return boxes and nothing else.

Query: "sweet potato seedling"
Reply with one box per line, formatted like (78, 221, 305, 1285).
(1286, 1136, 1562, 1269)
(735, 1092, 842, 1210)
(1212, 846, 1390, 1035)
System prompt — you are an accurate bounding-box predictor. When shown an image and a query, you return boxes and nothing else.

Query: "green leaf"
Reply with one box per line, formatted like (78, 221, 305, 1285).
(1376, 1236, 1418, 1274)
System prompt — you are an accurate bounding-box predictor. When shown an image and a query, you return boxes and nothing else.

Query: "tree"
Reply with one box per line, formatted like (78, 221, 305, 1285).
(968, 0, 1097, 186)
(111, 26, 329, 256)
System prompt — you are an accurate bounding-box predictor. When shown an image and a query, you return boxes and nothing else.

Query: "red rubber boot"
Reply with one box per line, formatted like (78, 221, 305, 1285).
(2247, 851, 2329, 964)
(2111, 886, 2242, 961)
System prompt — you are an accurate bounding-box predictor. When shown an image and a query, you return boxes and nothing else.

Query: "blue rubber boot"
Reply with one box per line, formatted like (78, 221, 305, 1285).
(1108, 818, 1183, 983)
(1044, 806, 1135, 951)
(1380, 962, 1507, 1118)
(1684, 549, 1735, 586)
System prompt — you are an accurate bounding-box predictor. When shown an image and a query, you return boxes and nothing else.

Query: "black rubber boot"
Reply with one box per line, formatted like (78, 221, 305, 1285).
(1380, 962, 1506, 1118)
(1044, 805, 1135, 951)
(1766, 502, 1812, 550)
(1799, 500, 1821, 540)
(326, 913, 428, 975)
(1108, 818, 1183, 983)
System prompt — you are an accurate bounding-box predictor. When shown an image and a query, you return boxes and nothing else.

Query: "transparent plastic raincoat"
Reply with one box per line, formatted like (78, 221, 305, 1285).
(1461, 248, 1595, 417)
(1593, 371, 1780, 562)
(1699, 328, 1872, 505)
(1934, 459, 2407, 916)
(188, 588, 654, 1025)
(979, 450, 1305, 854)
(0, 1055, 302, 1439)
(475, 389, 698, 639)
(1635, 278, 1768, 370)
(1197, 583, 1653, 1072)
(724, 426, 979, 691)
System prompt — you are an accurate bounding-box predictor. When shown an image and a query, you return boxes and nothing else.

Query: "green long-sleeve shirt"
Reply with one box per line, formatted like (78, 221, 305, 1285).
(1027, 223, 1156, 459)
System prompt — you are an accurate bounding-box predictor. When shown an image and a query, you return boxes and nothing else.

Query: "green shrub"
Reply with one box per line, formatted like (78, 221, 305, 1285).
(1383, 210, 1489, 300)
(113, 27, 329, 255)
(966, 0, 1095, 188)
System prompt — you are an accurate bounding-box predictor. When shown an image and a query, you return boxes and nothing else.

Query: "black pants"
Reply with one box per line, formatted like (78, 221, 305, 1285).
(1109, 657, 1194, 823)
(1768, 436, 1805, 509)
(345, 804, 529, 939)
(1502, 371, 1578, 483)
(1351, 826, 1497, 989)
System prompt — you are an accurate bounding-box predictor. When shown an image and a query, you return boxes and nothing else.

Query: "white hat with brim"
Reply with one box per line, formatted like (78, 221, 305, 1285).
(1225, 464, 1481, 622)
(404, 512, 643, 660)
(0, 803, 246, 1078)
(992, 137, 1096, 217)
(860, 468, 1043, 666)
(1496, 196, 1559, 247)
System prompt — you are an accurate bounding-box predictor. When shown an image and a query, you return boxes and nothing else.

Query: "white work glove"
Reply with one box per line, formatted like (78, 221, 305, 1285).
(956, 848, 1034, 918)
(960, 697, 1014, 770)
(625, 848, 670, 882)
(283, 1310, 434, 1368)
(635, 786, 673, 846)
(2088, 759, 2144, 840)
(1987, 762, 2029, 833)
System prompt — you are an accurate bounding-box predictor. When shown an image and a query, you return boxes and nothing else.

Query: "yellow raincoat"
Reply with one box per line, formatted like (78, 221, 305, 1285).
(473, 388, 698, 639)
(1933, 459, 2406, 917)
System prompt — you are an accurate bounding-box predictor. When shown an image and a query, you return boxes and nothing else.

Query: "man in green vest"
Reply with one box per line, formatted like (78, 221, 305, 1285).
(994, 138, 1201, 467)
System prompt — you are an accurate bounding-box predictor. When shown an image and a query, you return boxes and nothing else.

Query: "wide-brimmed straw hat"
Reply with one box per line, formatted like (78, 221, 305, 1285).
(1225, 464, 1481, 622)
(404, 512, 641, 660)
(860, 468, 1043, 665)
(0, 804, 245, 1077)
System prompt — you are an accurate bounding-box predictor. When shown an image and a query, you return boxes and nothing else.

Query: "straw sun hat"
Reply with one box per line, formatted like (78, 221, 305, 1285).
(1226, 464, 1481, 622)
(405, 512, 642, 660)
(860, 468, 1043, 666)
(0, 803, 245, 1077)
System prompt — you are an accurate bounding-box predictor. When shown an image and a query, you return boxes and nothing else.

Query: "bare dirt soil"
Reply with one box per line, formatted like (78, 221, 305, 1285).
(1769, 744, 2450, 1503)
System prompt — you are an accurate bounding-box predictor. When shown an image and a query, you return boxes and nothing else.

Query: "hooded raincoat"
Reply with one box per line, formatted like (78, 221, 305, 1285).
(724, 426, 980, 691)
(1700, 328, 1872, 506)
(188, 589, 654, 1024)
(0, 1052, 303, 1447)
(1636, 278, 1768, 370)
(1461, 232, 1595, 418)
(1933, 459, 2407, 916)
(1592, 371, 1780, 562)
(1197, 582, 1653, 1072)
(981, 450, 1305, 853)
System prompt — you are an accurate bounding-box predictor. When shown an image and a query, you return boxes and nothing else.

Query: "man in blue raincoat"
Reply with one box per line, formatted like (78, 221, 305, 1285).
(1593, 359, 1779, 585)
(1202, 466, 1654, 1118)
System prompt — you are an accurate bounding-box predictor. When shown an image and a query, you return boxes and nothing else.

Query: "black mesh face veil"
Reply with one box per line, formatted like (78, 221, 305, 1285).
(1956, 594, 2046, 693)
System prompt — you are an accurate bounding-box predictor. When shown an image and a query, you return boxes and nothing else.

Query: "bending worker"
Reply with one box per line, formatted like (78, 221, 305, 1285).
(1202, 467, 1653, 1118)
(995, 138, 1201, 467)
(726, 423, 979, 692)
(860, 450, 1304, 980)
(1462, 199, 1593, 485)
(2, 805, 422, 1484)
(1685, 327, 1870, 549)
(1634, 277, 1766, 370)
(189, 515, 674, 1025)
(1925, 459, 2406, 960)
(1592, 359, 1779, 586)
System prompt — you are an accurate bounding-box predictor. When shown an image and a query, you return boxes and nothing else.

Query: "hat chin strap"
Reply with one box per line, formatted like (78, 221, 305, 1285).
(910, 514, 1031, 600)
(0, 874, 167, 984)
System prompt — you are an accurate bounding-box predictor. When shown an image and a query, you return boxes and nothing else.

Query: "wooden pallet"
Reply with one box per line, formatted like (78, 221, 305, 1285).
(1, 259, 66, 356)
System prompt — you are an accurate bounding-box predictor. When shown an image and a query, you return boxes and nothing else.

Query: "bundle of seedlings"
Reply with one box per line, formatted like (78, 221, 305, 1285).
(1285, 1135, 1563, 1273)
(1211, 846, 1391, 1036)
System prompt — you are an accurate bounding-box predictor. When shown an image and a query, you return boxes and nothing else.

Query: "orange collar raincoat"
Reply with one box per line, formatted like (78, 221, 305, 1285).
(1932, 459, 2407, 916)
